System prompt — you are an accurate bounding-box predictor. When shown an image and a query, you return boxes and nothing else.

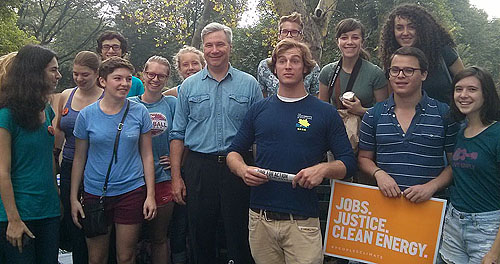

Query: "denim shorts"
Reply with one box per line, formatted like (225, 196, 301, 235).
(440, 203, 500, 264)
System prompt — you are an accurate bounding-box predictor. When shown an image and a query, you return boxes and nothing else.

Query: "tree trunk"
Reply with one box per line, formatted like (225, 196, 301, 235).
(272, 0, 337, 63)
(191, 0, 215, 49)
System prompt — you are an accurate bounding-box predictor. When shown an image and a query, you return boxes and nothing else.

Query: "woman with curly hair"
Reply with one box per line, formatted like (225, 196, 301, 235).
(0, 44, 62, 263)
(379, 3, 464, 104)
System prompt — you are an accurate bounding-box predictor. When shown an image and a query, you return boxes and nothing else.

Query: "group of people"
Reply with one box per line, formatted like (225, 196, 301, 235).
(0, 3, 499, 264)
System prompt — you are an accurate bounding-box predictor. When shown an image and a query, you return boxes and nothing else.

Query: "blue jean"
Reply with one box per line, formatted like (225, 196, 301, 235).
(0, 216, 59, 264)
(440, 203, 500, 264)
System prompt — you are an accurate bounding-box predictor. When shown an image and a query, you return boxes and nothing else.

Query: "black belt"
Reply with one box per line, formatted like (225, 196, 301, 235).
(251, 208, 308, 221)
(190, 151, 227, 164)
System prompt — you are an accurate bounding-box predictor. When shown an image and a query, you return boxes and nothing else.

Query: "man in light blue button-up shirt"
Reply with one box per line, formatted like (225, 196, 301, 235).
(169, 22, 262, 264)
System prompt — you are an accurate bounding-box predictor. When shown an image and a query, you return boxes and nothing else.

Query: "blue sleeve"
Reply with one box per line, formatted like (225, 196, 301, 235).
(358, 107, 376, 151)
(73, 111, 88, 139)
(228, 105, 256, 154)
(169, 83, 189, 141)
(327, 106, 357, 178)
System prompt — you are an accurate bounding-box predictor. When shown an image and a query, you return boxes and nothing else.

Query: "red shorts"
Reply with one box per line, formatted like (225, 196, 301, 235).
(83, 186, 146, 225)
(155, 181, 173, 207)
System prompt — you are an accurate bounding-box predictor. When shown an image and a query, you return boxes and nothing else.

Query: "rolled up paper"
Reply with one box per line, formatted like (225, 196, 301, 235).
(256, 168, 295, 182)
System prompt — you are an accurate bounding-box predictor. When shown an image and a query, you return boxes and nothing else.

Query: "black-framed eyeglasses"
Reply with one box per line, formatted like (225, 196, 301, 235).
(388, 67, 423, 77)
(102, 45, 121, 51)
(144, 71, 168, 81)
(279, 29, 302, 37)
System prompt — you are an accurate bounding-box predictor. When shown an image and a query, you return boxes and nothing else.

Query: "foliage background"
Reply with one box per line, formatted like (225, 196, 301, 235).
(1, 0, 499, 91)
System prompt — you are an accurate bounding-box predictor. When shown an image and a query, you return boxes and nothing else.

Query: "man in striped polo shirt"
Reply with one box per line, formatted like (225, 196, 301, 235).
(358, 46, 459, 202)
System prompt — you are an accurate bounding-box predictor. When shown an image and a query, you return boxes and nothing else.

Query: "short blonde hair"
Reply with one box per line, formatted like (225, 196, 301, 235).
(144, 55, 171, 77)
(172, 46, 205, 78)
(268, 39, 316, 77)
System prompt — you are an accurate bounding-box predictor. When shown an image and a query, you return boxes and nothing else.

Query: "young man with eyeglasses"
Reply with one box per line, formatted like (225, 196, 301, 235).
(96, 30, 144, 97)
(358, 46, 459, 202)
(256, 12, 320, 97)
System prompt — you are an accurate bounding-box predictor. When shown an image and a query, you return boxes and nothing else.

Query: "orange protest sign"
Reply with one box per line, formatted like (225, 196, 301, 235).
(323, 180, 446, 264)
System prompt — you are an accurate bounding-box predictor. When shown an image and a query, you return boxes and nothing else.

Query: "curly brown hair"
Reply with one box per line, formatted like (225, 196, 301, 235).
(379, 4, 455, 71)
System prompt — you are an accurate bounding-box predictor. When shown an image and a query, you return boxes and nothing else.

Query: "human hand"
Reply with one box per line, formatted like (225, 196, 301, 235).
(240, 166, 268, 187)
(293, 164, 326, 189)
(341, 96, 365, 116)
(159, 155, 171, 170)
(71, 199, 85, 229)
(374, 170, 401, 198)
(403, 183, 437, 203)
(172, 176, 186, 205)
(143, 195, 157, 221)
(6, 220, 34, 253)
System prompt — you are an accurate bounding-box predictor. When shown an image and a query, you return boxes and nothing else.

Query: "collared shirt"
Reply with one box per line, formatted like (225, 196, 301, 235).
(170, 66, 263, 154)
(359, 92, 459, 190)
(257, 58, 320, 97)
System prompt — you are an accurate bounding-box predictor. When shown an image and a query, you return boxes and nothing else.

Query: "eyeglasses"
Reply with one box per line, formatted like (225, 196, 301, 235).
(144, 71, 168, 81)
(388, 67, 424, 77)
(279, 29, 302, 37)
(102, 45, 121, 51)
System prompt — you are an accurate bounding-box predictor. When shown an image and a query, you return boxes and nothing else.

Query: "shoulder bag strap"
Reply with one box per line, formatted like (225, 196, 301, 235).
(328, 58, 342, 102)
(100, 100, 130, 201)
(330, 57, 363, 109)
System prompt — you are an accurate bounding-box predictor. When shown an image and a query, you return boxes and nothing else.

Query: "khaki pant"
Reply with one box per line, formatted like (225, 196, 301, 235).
(248, 209, 323, 264)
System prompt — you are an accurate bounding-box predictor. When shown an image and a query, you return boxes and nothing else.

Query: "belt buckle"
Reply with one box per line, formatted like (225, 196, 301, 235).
(217, 155, 226, 163)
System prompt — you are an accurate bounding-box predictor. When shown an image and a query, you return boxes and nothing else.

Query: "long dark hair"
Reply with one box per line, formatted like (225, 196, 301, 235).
(0, 45, 57, 130)
(379, 4, 455, 71)
(450, 66, 500, 125)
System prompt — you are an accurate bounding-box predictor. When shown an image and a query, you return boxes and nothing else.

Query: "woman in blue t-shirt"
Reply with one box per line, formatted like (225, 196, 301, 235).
(440, 67, 500, 264)
(71, 57, 156, 263)
(0, 44, 62, 263)
(379, 4, 465, 104)
(130, 55, 177, 263)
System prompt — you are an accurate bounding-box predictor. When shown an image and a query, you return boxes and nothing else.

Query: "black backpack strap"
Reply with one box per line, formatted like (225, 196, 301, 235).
(101, 100, 130, 201)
